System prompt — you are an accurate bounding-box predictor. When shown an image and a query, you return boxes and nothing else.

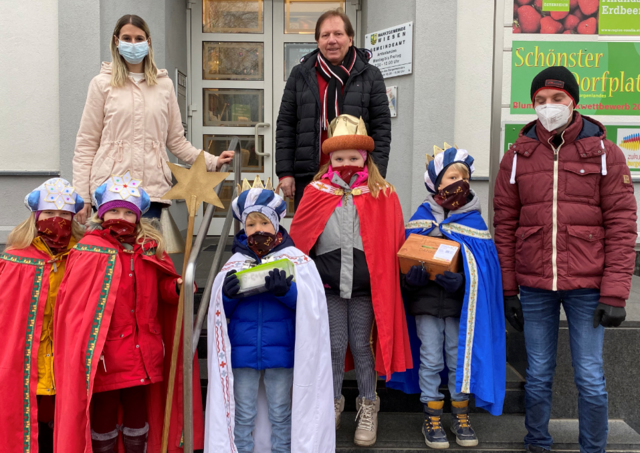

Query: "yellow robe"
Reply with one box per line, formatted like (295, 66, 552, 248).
(32, 235, 77, 396)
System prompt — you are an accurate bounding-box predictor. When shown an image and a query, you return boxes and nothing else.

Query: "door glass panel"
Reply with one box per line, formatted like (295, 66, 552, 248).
(203, 0, 264, 33)
(203, 89, 264, 126)
(213, 181, 236, 217)
(284, 0, 345, 34)
(204, 134, 265, 173)
(203, 42, 264, 81)
(283, 43, 317, 80)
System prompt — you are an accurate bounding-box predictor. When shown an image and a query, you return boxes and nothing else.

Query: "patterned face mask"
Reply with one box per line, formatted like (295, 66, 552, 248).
(335, 165, 365, 185)
(102, 219, 138, 244)
(37, 217, 72, 252)
(434, 179, 470, 211)
(247, 231, 283, 258)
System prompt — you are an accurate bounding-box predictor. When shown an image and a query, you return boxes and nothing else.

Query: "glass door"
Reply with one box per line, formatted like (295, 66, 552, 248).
(191, 0, 356, 231)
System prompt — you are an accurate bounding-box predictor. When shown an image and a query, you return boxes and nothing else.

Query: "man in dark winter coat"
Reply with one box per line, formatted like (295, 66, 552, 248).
(275, 10, 391, 208)
(493, 66, 637, 453)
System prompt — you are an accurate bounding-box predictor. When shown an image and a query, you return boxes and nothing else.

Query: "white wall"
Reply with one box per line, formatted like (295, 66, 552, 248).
(0, 0, 60, 172)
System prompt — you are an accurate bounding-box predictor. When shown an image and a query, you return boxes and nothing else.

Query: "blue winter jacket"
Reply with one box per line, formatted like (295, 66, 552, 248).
(223, 227, 298, 370)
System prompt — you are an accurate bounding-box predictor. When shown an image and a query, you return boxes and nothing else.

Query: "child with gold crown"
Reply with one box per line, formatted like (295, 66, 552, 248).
(204, 178, 334, 453)
(387, 145, 506, 449)
(289, 114, 412, 447)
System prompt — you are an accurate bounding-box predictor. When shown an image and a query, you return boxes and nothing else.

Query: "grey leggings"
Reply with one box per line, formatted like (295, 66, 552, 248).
(326, 294, 377, 401)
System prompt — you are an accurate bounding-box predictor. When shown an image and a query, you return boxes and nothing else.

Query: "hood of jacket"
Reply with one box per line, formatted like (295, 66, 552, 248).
(99, 61, 169, 78)
(232, 226, 295, 263)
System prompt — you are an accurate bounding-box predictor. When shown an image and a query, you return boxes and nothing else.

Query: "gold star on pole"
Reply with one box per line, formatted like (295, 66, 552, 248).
(161, 151, 229, 214)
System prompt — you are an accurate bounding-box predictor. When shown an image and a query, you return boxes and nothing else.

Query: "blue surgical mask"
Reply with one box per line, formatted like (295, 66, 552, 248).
(117, 40, 149, 64)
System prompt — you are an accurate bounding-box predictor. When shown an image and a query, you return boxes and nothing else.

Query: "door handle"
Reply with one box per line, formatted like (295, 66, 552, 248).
(254, 122, 270, 156)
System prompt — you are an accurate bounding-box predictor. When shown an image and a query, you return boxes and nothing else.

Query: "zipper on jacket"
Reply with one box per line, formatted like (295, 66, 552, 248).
(257, 300, 263, 369)
(549, 132, 566, 292)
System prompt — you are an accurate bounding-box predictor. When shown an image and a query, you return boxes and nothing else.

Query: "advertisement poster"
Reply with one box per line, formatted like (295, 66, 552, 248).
(365, 22, 413, 79)
(511, 41, 640, 115)
(600, 1, 640, 35)
(513, 0, 599, 35)
(503, 122, 640, 172)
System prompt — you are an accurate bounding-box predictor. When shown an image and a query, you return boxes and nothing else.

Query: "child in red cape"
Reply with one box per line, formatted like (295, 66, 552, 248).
(0, 178, 84, 453)
(53, 172, 203, 453)
(289, 114, 411, 447)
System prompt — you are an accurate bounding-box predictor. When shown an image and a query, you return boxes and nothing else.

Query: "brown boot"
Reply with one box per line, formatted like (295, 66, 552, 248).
(354, 396, 379, 447)
(122, 423, 149, 453)
(91, 428, 118, 453)
(334, 395, 345, 430)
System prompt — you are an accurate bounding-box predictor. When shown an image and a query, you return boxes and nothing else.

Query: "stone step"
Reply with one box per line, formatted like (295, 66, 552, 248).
(336, 413, 640, 452)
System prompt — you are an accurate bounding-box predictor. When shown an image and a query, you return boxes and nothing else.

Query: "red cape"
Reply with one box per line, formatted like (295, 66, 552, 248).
(289, 180, 412, 379)
(0, 246, 52, 453)
(53, 233, 204, 453)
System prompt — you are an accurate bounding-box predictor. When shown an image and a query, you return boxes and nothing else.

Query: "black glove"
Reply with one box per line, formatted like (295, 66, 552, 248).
(405, 265, 429, 287)
(592, 303, 626, 328)
(265, 269, 293, 297)
(222, 270, 240, 299)
(504, 295, 524, 332)
(434, 271, 464, 293)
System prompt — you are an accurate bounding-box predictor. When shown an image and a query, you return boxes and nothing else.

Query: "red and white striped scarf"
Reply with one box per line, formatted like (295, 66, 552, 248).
(316, 47, 357, 130)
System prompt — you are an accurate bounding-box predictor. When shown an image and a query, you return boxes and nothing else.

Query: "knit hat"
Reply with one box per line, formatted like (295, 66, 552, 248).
(231, 176, 287, 232)
(424, 143, 475, 193)
(93, 171, 151, 221)
(322, 114, 374, 155)
(25, 178, 85, 214)
(530, 66, 579, 105)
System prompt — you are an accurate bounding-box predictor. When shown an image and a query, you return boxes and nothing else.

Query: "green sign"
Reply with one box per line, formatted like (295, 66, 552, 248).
(503, 122, 640, 172)
(600, 1, 640, 35)
(542, 0, 570, 11)
(511, 41, 640, 116)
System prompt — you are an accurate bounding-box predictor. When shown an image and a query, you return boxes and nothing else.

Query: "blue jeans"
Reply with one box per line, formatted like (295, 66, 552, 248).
(233, 367, 293, 453)
(415, 315, 468, 403)
(520, 286, 607, 453)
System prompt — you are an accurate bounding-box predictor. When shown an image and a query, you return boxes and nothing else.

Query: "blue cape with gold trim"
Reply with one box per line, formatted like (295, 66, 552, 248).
(387, 202, 506, 416)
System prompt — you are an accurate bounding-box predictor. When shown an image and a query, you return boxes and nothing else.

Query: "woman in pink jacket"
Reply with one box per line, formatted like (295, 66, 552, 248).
(74, 14, 233, 223)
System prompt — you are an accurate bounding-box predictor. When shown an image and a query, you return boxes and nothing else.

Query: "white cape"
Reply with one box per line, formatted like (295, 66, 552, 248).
(204, 246, 335, 452)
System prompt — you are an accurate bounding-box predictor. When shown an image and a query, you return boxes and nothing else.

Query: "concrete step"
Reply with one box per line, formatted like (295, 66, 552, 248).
(336, 413, 640, 452)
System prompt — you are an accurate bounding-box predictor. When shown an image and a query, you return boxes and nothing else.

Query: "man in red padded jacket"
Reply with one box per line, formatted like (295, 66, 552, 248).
(493, 66, 637, 453)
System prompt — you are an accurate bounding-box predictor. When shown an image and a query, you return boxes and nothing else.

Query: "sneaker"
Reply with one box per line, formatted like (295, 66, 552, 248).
(354, 396, 379, 446)
(423, 401, 449, 449)
(334, 395, 345, 430)
(450, 400, 478, 447)
(526, 445, 550, 453)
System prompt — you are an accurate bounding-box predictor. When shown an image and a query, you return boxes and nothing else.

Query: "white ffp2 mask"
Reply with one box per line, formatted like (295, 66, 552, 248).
(535, 102, 572, 132)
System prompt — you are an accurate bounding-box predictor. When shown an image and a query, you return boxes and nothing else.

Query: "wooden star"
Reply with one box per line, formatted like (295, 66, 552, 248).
(161, 151, 229, 215)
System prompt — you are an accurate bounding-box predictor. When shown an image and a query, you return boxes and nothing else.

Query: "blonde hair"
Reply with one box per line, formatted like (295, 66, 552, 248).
(90, 213, 166, 258)
(313, 156, 395, 198)
(110, 15, 158, 87)
(445, 162, 470, 180)
(246, 212, 270, 223)
(6, 213, 84, 251)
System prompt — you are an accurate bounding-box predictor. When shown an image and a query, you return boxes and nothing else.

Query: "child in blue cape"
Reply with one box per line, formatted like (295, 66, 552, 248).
(389, 145, 505, 449)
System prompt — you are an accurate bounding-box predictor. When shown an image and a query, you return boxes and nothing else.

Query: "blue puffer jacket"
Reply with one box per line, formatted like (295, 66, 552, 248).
(223, 227, 298, 370)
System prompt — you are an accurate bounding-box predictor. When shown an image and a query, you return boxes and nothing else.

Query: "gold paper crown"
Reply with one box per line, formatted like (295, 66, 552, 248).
(237, 175, 274, 196)
(327, 114, 369, 139)
(426, 142, 457, 168)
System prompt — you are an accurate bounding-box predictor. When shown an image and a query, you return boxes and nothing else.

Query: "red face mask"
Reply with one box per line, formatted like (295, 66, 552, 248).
(247, 231, 283, 258)
(102, 219, 138, 245)
(334, 165, 364, 185)
(434, 179, 470, 211)
(37, 217, 72, 253)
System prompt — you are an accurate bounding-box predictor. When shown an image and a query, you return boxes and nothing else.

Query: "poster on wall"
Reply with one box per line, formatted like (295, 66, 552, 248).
(511, 41, 640, 116)
(503, 122, 640, 173)
(365, 22, 413, 79)
(512, 0, 640, 36)
(386, 86, 398, 117)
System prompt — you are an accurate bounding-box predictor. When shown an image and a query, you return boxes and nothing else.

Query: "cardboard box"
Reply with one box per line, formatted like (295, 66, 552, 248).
(397, 234, 461, 279)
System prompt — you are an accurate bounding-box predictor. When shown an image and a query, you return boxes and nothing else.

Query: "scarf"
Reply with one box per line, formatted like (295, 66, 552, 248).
(316, 47, 357, 129)
(434, 179, 470, 211)
(37, 217, 72, 253)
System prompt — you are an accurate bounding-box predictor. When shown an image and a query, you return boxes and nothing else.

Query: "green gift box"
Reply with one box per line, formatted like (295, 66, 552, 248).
(235, 258, 296, 296)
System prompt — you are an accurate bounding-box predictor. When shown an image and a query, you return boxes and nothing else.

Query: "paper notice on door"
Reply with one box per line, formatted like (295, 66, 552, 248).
(433, 244, 458, 262)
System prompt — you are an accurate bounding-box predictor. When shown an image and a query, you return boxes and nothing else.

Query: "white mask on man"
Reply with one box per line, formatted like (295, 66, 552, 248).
(535, 101, 573, 132)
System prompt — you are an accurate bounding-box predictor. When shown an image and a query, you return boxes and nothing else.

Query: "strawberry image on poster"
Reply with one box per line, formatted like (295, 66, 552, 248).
(513, 0, 599, 35)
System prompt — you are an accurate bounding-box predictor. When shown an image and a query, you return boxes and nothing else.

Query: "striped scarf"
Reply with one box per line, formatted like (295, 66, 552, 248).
(316, 47, 356, 130)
